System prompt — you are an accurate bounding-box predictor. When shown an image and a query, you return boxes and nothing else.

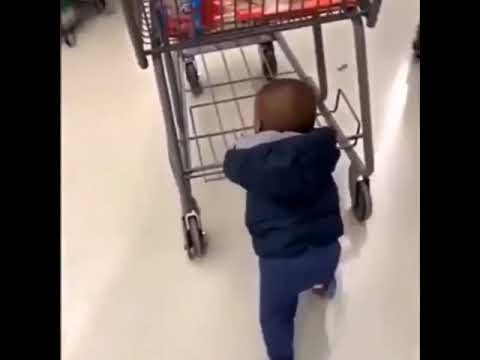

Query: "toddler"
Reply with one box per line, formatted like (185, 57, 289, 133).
(223, 79, 343, 360)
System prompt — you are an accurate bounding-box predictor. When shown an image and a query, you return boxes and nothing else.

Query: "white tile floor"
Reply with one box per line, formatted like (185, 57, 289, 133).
(61, 1, 419, 359)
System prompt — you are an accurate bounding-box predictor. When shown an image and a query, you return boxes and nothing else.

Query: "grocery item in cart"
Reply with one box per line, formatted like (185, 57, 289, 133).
(235, 0, 358, 21)
(155, 0, 203, 37)
(157, 0, 358, 38)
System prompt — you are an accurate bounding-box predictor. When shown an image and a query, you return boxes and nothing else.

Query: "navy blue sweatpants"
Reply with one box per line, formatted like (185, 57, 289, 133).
(259, 242, 341, 360)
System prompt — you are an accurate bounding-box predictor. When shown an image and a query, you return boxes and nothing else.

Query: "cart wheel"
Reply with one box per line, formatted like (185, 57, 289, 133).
(352, 180, 372, 222)
(186, 62, 203, 96)
(64, 31, 76, 47)
(259, 42, 277, 80)
(349, 166, 372, 222)
(184, 216, 206, 260)
(95, 0, 106, 13)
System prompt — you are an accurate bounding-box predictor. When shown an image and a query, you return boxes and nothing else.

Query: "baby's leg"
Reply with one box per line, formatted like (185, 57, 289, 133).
(258, 242, 340, 359)
(259, 262, 298, 360)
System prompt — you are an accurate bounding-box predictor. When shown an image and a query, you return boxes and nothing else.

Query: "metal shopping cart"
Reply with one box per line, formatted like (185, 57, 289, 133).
(120, 0, 382, 259)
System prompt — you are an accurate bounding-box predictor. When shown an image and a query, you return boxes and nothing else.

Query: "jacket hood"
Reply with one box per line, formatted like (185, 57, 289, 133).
(223, 128, 340, 202)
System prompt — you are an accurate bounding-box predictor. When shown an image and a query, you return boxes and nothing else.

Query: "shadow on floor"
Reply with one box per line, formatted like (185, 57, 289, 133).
(340, 210, 368, 263)
(295, 279, 348, 360)
(295, 293, 331, 360)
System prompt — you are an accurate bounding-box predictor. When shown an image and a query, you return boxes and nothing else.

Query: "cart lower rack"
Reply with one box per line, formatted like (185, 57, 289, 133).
(121, 0, 382, 259)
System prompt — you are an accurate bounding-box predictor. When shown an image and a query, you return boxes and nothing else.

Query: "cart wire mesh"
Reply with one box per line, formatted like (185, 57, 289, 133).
(183, 42, 362, 182)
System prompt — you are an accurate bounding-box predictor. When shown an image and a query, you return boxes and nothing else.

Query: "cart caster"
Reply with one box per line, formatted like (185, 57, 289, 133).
(349, 166, 372, 222)
(183, 212, 206, 260)
(64, 31, 76, 47)
(185, 61, 203, 96)
(259, 42, 277, 80)
(95, 0, 106, 13)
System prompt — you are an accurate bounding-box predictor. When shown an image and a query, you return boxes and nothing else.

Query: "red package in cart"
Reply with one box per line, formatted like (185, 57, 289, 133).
(235, 0, 358, 21)
(156, 0, 218, 37)
(155, 0, 195, 37)
(155, 0, 358, 37)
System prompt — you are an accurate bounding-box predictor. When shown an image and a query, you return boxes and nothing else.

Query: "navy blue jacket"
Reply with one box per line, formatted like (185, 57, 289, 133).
(223, 128, 343, 258)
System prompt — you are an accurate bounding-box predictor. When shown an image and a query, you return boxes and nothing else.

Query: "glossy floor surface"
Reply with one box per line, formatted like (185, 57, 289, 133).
(61, 1, 419, 359)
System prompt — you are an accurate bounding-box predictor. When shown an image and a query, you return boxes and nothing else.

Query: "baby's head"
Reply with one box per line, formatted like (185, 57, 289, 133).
(254, 79, 317, 133)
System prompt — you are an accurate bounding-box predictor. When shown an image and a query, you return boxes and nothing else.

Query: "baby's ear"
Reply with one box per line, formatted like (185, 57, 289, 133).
(254, 113, 262, 133)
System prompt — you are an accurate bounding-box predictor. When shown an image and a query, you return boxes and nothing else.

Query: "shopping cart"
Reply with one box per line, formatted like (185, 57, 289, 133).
(120, 0, 382, 259)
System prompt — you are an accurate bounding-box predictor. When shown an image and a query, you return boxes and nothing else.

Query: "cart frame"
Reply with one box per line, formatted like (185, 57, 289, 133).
(120, 0, 382, 259)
